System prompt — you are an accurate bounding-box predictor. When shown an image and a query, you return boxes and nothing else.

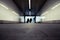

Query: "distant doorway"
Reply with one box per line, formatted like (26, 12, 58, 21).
(25, 16, 35, 23)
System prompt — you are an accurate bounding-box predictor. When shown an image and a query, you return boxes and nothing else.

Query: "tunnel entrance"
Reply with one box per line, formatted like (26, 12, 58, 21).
(20, 16, 45, 23)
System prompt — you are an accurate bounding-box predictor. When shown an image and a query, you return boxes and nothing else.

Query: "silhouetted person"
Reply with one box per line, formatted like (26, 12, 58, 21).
(30, 18, 32, 23)
(27, 18, 29, 23)
(27, 18, 32, 23)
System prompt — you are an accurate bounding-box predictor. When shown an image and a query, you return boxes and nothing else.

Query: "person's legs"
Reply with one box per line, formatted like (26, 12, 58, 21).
(27, 19, 28, 23)
(30, 18, 32, 23)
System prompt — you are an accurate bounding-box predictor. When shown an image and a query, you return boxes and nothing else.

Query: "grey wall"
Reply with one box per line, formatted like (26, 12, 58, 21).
(38, 0, 60, 15)
(0, 0, 22, 15)
(37, 0, 60, 22)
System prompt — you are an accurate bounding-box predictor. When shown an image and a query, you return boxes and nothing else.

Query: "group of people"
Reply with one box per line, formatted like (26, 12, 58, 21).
(26, 18, 35, 23)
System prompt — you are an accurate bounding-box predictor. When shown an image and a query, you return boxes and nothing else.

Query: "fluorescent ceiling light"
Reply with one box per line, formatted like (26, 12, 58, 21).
(29, 0, 31, 9)
(12, 11, 18, 15)
(0, 3, 8, 9)
(51, 3, 60, 9)
(41, 11, 48, 16)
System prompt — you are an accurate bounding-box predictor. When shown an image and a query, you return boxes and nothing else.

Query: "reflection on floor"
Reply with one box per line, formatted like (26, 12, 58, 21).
(0, 24, 60, 40)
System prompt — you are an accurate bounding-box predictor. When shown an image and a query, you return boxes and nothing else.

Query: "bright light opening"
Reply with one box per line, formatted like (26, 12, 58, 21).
(25, 16, 34, 23)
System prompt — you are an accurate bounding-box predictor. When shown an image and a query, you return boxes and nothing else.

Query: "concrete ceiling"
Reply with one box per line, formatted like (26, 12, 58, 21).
(13, 0, 47, 16)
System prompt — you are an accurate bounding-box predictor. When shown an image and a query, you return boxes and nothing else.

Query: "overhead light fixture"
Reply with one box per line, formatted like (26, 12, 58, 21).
(0, 3, 8, 9)
(12, 11, 18, 15)
(12, 11, 17, 15)
(41, 11, 48, 16)
(29, 0, 31, 9)
(51, 3, 60, 9)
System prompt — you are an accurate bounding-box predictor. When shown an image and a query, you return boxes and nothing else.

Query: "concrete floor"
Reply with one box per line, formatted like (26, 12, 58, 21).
(0, 23, 60, 40)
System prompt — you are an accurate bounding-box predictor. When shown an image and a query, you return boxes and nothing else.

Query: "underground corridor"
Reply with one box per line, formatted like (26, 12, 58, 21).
(0, 0, 60, 40)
